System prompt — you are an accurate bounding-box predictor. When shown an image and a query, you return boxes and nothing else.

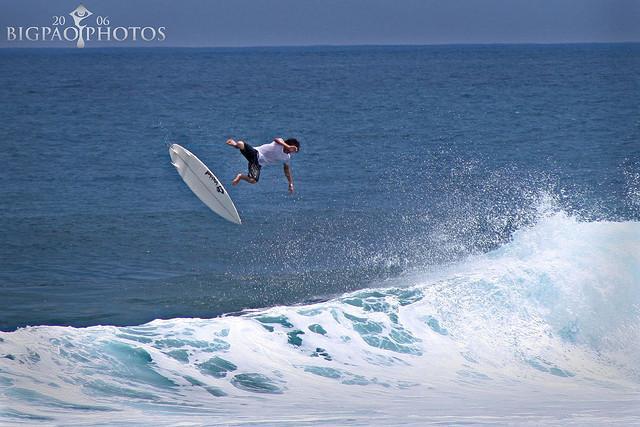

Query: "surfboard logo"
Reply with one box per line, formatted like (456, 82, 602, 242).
(205, 170, 225, 194)
(4, 4, 166, 48)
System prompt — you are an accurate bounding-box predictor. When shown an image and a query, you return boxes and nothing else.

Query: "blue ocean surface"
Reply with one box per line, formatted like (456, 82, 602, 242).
(0, 44, 639, 425)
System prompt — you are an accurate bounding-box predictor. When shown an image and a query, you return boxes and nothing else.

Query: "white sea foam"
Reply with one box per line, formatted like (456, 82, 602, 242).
(1, 212, 639, 425)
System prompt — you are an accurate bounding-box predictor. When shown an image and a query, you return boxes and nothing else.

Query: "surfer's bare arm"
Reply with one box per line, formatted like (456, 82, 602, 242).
(284, 163, 294, 193)
(274, 137, 298, 153)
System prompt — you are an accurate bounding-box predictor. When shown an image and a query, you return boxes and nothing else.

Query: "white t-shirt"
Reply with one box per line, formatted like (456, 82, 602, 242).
(256, 142, 291, 166)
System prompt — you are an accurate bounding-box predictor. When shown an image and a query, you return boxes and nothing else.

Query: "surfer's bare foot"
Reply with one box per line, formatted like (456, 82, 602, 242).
(232, 174, 242, 186)
(227, 139, 246, 150)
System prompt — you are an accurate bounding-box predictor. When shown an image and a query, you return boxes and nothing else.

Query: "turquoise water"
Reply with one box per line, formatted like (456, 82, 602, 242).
(0, 44, 639, 424)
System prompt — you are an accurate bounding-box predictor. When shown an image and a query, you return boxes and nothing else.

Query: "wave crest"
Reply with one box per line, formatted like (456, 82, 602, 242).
(1, 213, 639, 423)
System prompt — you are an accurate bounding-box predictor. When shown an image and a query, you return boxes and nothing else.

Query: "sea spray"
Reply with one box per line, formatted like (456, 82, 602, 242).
(2, 213, 639, 424)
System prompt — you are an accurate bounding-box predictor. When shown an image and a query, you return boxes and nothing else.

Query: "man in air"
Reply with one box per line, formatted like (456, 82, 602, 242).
(226, 137, 300, 193)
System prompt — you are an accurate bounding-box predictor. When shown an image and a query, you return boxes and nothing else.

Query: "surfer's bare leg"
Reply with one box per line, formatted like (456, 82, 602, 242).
(232, 173, 256, 186)
(226, 139, 246, 150)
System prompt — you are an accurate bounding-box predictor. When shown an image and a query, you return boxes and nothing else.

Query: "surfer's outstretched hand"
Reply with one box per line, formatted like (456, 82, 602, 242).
(288, 183, 295, 193)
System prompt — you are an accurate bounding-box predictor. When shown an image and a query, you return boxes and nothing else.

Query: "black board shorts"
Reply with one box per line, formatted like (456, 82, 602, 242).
(240, 143, 261, 182)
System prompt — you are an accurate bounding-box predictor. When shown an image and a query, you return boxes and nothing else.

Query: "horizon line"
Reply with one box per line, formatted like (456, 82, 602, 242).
(1, 40, 639, 50)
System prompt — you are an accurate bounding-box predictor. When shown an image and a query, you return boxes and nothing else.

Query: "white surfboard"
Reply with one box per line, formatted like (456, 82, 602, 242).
(169, 144, 241, 224)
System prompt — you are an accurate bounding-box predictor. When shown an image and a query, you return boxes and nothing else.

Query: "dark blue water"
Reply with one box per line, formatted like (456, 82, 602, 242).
(1, 44, 638, 331)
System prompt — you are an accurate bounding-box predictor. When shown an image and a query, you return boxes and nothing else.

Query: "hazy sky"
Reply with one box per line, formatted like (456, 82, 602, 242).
(1, 0, 639, 47)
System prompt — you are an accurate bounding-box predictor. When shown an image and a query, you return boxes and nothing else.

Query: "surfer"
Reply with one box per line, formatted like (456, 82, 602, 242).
(226, 137, 300, 193)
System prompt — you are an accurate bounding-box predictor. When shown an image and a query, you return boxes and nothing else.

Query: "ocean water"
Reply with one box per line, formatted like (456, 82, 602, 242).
(1, 44, 639, 425)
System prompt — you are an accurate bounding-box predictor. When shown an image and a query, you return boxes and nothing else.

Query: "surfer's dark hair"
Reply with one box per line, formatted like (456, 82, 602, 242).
(285, 138, 300, 151)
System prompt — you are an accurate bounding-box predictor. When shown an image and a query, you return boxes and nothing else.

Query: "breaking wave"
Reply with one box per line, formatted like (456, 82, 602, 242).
(1, 212, 639, 425)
